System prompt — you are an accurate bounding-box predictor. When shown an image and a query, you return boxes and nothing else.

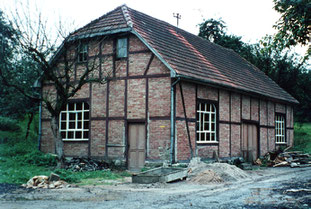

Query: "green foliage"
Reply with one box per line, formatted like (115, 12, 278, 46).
(0, 115, 38, 141)
(23, 150, 57, 167)
(0, 10, 39, 119)
(0, 116, 21, 132)
(198, 18, 226, 42)
(273, 0, 311, 58)
(292, 123, 311, 153)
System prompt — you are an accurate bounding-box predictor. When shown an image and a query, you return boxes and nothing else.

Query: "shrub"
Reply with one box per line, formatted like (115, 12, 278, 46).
(1, 140, 34, 157)
(0, 116, 21, 132)
(23, 150, 57, 167)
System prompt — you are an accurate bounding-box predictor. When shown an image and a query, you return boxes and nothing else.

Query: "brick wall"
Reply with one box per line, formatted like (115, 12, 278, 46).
(148, 77, 171, 117)
(109, 80, 125, 117)
(41, 33, 172, 163)
(40, 32, 295, 164)
(90, 120, 106, 157)
(148, 120, 171, 160)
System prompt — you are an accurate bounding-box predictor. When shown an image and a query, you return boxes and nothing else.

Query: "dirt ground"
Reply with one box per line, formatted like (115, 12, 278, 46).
(0, 166, 310, 209)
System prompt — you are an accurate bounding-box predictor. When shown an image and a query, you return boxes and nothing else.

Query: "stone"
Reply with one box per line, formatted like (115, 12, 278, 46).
(49, 173, 60, 182)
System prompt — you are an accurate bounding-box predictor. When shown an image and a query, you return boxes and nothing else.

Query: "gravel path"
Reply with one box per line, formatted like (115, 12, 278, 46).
(1, 166, 310, 209)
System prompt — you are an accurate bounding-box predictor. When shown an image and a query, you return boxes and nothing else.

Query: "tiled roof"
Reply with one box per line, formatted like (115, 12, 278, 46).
(68, 5, 298, 104)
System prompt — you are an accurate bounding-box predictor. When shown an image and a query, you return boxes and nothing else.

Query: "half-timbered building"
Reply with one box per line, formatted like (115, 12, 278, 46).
(40, 5, 298, 170)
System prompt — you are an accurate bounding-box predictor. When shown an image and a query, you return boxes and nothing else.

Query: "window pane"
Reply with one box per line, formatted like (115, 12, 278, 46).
(83, 131, 89, 139)
(77, 121, 82, 129)
(61, 131, 66, 139)
(76, 131, 82, 139)
(211, 133, 215, 141)
(201, 133, 205, 141)
(206, 133, 210, 141)
(77, 112, 82, 120)
(69, 103, 75, 111)
(84, 102, 89, 110)
(116, 38, 127, 58)
(69, 122, 75, 129)
(76, 103, 82, 110)
(211, 123, 215, 132)
(61, 112, 66, 120)
(69, 113, 75, 120)
(61, 122, 66, 130)
(204, 122, 208, 131)
(68, 131, 74, 139)
(83, 121, 89, 129)
(84, 112, 89, 120)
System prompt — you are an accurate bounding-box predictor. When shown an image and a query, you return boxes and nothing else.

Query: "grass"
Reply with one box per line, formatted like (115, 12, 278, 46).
(292, 123, 311, 153)
(0, 139, 130, 185)
(0, 116, 129, 185)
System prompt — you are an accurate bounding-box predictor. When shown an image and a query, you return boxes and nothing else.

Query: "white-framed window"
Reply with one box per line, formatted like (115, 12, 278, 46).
(196, 102, 217, 143)
(78, 43, 88, 62)
(60, 102, 89, 141)
(275, 114, 286, 144)
(116, 37, 128, 58)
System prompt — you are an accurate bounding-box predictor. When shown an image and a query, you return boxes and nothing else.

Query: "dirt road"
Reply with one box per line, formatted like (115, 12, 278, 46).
(1, 166, 310, 209)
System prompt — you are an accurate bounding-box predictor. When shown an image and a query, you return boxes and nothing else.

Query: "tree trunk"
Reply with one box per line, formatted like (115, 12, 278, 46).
(25, 112, 34, 140)
(51, 116, 65, 168)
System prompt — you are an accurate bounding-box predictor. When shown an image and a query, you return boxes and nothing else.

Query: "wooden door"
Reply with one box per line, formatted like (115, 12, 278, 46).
(128, 123, 146, 171)
(242, 123, 258, 162)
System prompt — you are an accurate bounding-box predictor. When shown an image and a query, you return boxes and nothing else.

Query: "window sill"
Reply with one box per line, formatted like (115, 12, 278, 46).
(275, 142, 287, 145)
(62, 139, 89, 142)
(197, 141, 219, 146)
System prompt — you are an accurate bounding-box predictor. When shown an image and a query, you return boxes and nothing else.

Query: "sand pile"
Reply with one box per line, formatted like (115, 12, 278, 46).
(189, 170, 224, 183)
(187, 158, 249, 184)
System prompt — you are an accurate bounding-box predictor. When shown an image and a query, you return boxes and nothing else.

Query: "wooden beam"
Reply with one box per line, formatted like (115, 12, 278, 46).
(179, 82, 193, 159)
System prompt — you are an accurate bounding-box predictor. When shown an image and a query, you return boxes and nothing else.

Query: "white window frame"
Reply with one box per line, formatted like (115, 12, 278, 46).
(275, 114, 286, 144)
(59, 102, 89, 141)
(78, 43, 88, 62)
(116, 37, 128, 58)
(196, 102, 217, 143)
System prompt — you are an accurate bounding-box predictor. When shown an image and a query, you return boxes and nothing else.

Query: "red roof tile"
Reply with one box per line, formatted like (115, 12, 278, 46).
(68, 5, 298, 104)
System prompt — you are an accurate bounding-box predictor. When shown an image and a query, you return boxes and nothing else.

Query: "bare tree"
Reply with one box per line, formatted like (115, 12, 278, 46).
(0, 2, 116, 167)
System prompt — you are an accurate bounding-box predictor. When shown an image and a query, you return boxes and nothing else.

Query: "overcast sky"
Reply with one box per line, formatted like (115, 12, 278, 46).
(0, 0, 308, 59)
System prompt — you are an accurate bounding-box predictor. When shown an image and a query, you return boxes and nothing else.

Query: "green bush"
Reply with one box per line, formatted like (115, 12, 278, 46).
(293, 123, 311, 153)
(0, 116, 21, 132)
(23, 150, 57, 167)
(1, 139, 34, 157)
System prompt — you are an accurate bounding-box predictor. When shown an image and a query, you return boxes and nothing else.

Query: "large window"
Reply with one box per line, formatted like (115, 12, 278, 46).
(196, 102, 217, 143)
(275, 114, 286, 143)
(60, 102, 89, 141)
(116, 38, 128, 58)
(78, 43, 88, 62)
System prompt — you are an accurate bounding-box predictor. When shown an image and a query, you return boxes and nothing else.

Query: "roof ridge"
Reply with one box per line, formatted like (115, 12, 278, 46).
(121, 4, 133, 28)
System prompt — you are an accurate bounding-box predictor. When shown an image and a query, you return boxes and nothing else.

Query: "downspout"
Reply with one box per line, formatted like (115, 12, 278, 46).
(170, 77, 180, 164)
(37, 82, 42, 151)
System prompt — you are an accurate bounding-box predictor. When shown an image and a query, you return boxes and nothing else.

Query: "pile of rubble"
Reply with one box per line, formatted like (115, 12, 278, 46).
(256, 151, 311, 168)
(65, 157, 109, 172)
(22, 173, 69, 189)
(187, 157, 249, 184)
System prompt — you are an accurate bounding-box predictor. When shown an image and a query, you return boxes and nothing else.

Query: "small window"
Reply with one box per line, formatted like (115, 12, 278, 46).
(275, 114, 286, 144)
(116, 38, 128, 58)
(78, 43, 88, 62)
(196, 102, 217, 143)
(59, 102, 89, 141)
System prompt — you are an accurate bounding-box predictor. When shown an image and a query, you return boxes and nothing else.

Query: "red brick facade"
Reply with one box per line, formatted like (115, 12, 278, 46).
(41, 33, 295, 164)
